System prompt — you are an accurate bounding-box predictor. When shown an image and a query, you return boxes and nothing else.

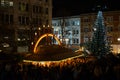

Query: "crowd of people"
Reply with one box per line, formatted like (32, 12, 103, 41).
(0, 54, 120, 80)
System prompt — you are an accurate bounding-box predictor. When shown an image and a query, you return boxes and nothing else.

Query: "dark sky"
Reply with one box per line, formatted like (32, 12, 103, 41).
(52, 0, 120, 17)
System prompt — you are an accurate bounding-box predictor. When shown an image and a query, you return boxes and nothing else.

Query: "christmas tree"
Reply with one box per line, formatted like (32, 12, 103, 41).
(86, 11, 112, 57)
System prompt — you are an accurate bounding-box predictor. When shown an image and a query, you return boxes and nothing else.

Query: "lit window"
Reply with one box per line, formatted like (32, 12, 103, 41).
(19, 2, 28, 11)
(75, 20, 80, 25)
(1, 0, 5, 6)
(9, 2, 13, 6)
(1, 0, 13, 7)
(21, 3, 26, 11)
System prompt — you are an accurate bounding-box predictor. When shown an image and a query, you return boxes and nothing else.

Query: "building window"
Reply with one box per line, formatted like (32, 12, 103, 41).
(9, 1, 13, 6)
(73, 39, 75, 43)
(52, 23, 56, 26)
(58, 21, 61, 26)
(5, 14, 9, 23)
(46, 19, 48, 25)
(45, 8, 48, 14)
(31, 17, 41, 26)
(73, 30, 75, 35)
(75, 20, 80, 25)
(33, 5, 35, 13)
(22, 17, 25, 24)
(18, 16, 29, 25)
(107, 26, 113, 32)
(18, 16, 21, 24)
(84, 36, 89, 42)
(19, 2, 28, 11)
(83, 18, 90, 23)
(33, 5, 42, 13)
(1, 0, 5, 6)
(72, 30, 79, 35)
(1, 0, 13, 7)
(84, 27, 89, 32)
(76, 30, 79, 34)
(72, 21, 75, 26)
(10, 15, 13, 24)
(1, 14, 13, 24)
(65, 21, 70, 26)
(26, 3, 29, 11)
(38, 6, 42, 13)
(106, 16, 113, 22)
(72, 20, 80, 26)
(107, 36, 112, 43)
(76, 39, 79, 43)
(73, 38, 79, 44)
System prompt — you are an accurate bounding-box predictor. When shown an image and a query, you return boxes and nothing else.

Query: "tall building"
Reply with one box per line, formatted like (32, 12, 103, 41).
(52, 11, 120, 54)
(80, 11, 120, 54)
(52, 16, 80, 49)
(0, 0, 52, 52)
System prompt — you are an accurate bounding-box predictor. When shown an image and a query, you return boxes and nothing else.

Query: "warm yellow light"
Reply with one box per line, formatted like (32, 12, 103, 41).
(48, 25, 49, 27)
(35, 32, 37, 36)
(23, 54, 84, 67)
(43, 25, 45, 27)
(31, 42, 34, 45)
(38, 27, 41, 30)
(117, 38, 120, 41)
(33, 33, 61, 53)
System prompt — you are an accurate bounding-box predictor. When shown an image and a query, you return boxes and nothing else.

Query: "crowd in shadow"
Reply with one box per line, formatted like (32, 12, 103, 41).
(0, 54, 120, 80)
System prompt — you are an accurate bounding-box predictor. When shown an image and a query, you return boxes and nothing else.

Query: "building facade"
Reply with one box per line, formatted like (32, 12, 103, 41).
(52, 11, 120, 53)
(80, 11, 120, 54)
(52, 16, 80, 49)
(0, 0, 52, 52)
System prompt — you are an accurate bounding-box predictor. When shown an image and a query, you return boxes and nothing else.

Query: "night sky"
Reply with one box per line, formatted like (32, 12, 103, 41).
(52, 0, 120, 17)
